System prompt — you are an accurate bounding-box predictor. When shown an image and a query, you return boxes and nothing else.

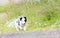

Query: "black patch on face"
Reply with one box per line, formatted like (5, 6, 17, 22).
(24, 17, 27, 22)
(20, 17, 22, 21)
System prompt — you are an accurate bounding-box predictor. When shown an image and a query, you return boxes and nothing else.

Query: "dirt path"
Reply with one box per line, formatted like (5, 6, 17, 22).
(0, 29, 60, 38)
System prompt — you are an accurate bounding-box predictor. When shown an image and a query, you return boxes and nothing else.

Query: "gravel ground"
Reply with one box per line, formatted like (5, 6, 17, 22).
(0, 29, 60, 38)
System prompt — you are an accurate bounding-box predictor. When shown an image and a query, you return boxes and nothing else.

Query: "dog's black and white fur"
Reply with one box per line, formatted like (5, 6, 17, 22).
(7, 16, 27, 31)
(15, 16, 27, 31)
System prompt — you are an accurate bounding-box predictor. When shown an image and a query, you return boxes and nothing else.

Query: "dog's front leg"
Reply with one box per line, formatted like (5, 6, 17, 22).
(19, 26, 23, 30)
(23, 25, 27, 31)
(15, 26, 20, 31)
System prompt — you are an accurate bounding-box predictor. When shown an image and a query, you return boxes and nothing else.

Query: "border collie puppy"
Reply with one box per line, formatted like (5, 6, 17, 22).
(7, 16, 27, 31)
(15, 16, 27, 31)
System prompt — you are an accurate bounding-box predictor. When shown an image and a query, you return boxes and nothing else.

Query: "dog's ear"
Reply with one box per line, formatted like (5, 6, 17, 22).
(24, 17, 27, 22)
(20, 17, 22, 21)
(24, 17, 26, 19)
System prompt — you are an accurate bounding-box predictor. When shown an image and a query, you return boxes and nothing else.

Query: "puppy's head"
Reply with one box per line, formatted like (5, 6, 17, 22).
(20, 16, 27, 24)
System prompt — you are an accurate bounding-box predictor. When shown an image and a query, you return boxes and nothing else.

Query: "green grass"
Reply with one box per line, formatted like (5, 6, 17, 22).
(0, 0, 60, 34)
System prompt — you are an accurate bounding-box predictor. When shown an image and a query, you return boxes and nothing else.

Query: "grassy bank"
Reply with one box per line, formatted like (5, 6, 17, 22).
(0, 0, 60, 34)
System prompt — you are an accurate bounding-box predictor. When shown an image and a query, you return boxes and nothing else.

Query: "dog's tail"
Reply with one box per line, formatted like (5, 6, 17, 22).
(6, 19, 16, 27)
